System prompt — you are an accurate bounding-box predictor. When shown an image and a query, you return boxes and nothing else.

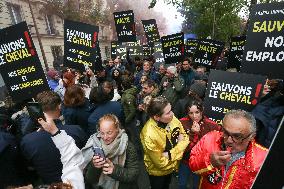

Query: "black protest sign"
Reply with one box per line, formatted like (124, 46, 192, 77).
(0, 22, 49, 102)
(193, 39, 224, 68)
(241, 2, 284, 79)
(126, 41, 143, 59)
(185, 38, 198, 58)
(203, 70, 266, 125)
(111, 41, 118, 59)
(116, 43, 127, 60)
(251, 116, 284, 189)
(64, 20, 99, 72)
(153, 42, 165, 64)
(161, 32, 184, 64)
(143, 45, 152, 57)
(228, 36, 246, 70)
(142, 19, 160, 45)
(113, 10, 136, 42)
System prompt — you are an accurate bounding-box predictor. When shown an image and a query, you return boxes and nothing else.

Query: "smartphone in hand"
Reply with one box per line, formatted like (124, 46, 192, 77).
(26, 102, 45, 121)
(92, 147, 106, 160)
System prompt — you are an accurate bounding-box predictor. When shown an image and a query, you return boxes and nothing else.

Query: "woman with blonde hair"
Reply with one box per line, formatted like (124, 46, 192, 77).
(38, 114, 139, 189)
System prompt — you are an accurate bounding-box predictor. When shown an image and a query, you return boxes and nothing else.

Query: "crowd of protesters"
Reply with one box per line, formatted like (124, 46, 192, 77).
(0, 52, 283, 189)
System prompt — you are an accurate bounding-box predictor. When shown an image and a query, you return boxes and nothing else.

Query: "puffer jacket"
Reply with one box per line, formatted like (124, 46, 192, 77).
(189, 131, 268, 189)
(121, 87, 138, 123)
(140, 116, 189, 176)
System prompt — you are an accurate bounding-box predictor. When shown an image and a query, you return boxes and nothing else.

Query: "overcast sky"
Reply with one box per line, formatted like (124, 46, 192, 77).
(154, 1, 184, 35)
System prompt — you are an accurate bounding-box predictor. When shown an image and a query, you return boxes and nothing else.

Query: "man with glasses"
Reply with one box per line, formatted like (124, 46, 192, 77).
(189, 110, 268, 189)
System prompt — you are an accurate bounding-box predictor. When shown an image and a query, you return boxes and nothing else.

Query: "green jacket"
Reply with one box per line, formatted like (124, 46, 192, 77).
(160, 76, 185, 106)
(85, 141, 139, 189)
(121, 87, 138, 123)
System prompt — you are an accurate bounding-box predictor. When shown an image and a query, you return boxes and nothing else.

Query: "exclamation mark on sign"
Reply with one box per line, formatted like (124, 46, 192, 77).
(181, 45, 184, 55)
(93, 32, 97, 48)
(24, 31, 35, 56)
(251, 83, 262, 105)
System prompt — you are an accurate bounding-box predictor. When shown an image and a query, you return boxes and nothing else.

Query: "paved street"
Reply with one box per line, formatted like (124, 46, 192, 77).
(137, 160, 193, 189)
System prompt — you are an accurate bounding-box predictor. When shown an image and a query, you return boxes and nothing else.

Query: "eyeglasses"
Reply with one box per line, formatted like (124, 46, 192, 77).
(222, 128, 252, 143)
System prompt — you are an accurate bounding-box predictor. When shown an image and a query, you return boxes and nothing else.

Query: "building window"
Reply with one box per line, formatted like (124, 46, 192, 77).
(51, 46, 63, 68)
(45, 15, 56, 35)
(7, 3, 23, 25)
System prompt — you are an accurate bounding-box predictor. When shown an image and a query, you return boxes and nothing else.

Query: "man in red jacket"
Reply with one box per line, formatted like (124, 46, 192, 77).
(189, 109, 268, 189)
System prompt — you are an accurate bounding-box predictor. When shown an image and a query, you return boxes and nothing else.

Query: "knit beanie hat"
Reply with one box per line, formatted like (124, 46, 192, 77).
(190, 82, 206, 98)
(47, 69, 59, 79)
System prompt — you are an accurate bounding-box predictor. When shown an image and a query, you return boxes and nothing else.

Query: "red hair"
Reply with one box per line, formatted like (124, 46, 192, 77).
(63, 71, 75, 88)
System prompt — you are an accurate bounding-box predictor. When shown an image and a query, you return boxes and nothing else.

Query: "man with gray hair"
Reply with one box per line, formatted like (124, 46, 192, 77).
(159, 66, 184, 106)
(189, 109, 268, 189)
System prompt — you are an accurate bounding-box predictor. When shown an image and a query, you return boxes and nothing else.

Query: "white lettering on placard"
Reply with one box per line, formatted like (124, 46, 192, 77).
(255, 9, 284, 16)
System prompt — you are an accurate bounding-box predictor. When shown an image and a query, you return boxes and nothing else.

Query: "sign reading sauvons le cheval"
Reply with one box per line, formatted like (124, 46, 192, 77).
(0, 22, 49, 102)
(204, 70, 266, 125)
(64, 20, 99, 72)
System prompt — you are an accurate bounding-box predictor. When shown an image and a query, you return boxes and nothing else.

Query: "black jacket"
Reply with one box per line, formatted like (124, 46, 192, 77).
(252, 93, 284, 148)
(0, 131, 28, 188)
(62, 98, 94, 133)
(20, 122, 87, 184)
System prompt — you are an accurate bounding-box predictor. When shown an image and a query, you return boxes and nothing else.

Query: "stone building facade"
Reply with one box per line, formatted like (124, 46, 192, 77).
(0, 0, 113, 70)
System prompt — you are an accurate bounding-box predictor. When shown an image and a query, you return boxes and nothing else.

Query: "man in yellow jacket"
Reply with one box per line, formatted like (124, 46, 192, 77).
(140, 96, 189, 189)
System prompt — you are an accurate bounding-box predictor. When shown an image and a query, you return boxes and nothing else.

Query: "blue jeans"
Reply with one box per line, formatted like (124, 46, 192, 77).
(178, 162, 199, 189)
